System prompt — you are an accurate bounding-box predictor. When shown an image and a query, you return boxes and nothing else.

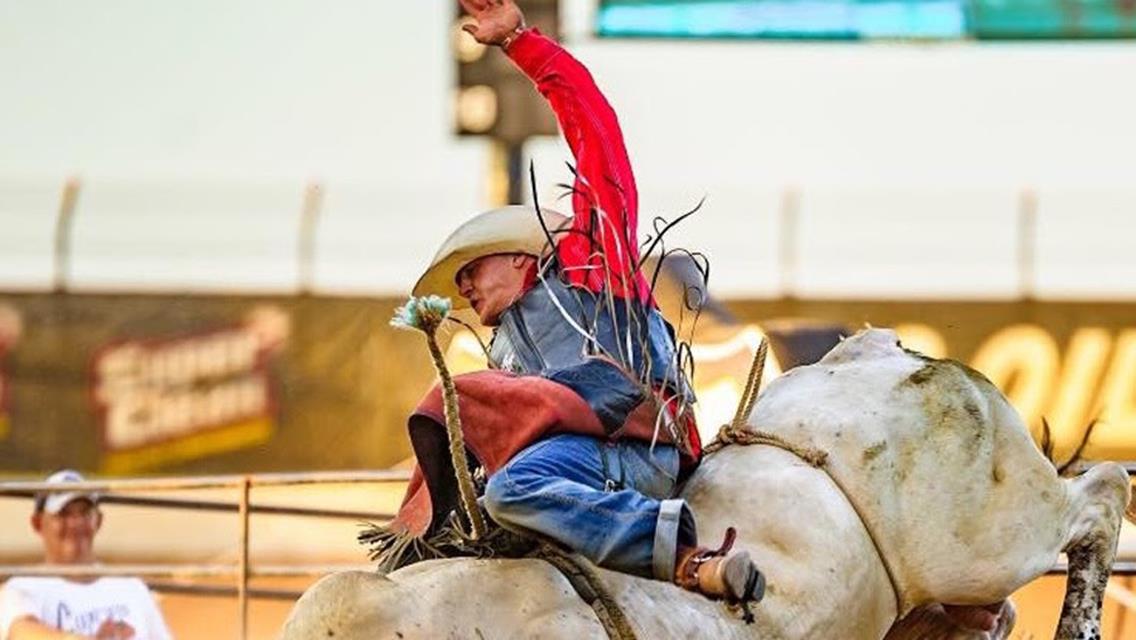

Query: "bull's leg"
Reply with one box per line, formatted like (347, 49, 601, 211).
(1055, 462, 1131, 640)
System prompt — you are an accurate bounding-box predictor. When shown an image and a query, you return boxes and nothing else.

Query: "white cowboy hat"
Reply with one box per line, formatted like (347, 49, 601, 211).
(412, 205, 570, 308)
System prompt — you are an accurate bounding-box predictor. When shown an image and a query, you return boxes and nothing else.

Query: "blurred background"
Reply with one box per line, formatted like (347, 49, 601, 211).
(1, 0, 1134, 637)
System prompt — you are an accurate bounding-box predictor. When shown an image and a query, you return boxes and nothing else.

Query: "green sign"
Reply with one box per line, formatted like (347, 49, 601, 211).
(598, 0, 1136, 40)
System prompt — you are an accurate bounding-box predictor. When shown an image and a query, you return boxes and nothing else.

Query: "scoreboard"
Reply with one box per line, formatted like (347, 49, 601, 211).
(598, 0, 1136, 40)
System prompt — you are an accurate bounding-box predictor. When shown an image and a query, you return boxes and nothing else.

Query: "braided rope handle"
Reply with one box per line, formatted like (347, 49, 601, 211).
(424, 330, 487, 539)
(393, 297, 486, 540)
(730, 338, 768, 431)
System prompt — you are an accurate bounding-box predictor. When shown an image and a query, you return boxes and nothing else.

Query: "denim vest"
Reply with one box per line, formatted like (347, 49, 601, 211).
(488, 273, 693, 433)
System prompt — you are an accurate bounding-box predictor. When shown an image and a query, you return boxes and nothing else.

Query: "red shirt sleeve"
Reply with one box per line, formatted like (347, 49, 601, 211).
(507, 29, 652, 303)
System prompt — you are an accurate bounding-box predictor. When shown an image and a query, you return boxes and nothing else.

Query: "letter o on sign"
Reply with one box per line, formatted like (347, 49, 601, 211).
(970, 324, 1059, 430)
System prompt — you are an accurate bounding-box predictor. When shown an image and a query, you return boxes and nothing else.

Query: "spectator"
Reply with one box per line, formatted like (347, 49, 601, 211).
(0, 470, 172, 640)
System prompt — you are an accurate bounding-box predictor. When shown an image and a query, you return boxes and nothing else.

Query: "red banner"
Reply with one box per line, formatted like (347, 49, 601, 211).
(91, 308, 287, 472)
(0, 303, 19, 443)
(0, 293, 431, 474)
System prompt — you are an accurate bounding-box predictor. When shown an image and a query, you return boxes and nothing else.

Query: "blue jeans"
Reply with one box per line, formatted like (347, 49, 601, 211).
(484, 433, 696, 580)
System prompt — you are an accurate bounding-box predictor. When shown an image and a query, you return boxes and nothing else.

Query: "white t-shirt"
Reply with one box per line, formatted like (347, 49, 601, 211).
(0, 577, 172, 640)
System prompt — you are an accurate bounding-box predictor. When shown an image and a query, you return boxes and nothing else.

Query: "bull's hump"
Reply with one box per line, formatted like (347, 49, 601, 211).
(819, 328, 907, 365)
(758, 329, 925, 421)
(753, 328, 1007, 471)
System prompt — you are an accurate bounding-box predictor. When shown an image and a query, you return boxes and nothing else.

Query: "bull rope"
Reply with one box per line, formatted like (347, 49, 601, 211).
(704, 338, 827, 467)
(705, 338, 906, 617)
(535, 544, 639, 640)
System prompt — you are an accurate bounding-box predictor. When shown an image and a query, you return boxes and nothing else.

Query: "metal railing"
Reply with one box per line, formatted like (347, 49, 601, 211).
(30, 176, 1082, 300)
(0, 470, 411, 640)
(1, 466, 1133, 637)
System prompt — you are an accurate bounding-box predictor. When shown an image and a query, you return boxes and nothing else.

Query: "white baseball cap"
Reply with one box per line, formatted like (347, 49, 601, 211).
(34, 469, 99, 514)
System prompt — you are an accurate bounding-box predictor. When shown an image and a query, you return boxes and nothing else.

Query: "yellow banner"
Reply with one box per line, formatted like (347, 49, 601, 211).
(732, 300, 1136, 464)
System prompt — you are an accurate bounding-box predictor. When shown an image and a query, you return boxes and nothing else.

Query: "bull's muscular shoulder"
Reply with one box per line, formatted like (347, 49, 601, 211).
(750, 328, 1065, 614)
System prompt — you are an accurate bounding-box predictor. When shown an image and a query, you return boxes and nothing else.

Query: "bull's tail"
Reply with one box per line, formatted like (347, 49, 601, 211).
(1050, 417, 1100, 477)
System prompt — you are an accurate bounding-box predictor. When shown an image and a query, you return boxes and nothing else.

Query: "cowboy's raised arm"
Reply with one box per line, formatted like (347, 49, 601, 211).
(460, 0, 649, 302)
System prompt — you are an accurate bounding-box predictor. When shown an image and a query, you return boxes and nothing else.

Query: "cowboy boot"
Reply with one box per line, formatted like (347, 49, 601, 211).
(674, 527, 765, 604)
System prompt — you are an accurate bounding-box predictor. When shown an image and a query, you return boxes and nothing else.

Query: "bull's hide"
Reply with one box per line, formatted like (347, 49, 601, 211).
(745, 328, 1067, 612)
(280, 329, 1130, 640)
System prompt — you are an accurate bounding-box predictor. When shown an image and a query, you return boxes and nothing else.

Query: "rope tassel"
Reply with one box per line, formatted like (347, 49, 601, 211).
(391, 296, 487, 540)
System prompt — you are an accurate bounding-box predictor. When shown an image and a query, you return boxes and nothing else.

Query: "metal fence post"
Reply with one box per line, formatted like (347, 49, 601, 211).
(53, 177, 81, 292)
(297, 182, 325, 294)
(237, 475, 251, 640)
(779, 187, 801, 299)
(1018, 188, 1039, 300)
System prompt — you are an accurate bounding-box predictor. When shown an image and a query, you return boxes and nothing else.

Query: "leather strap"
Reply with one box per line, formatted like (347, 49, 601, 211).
(675, 526, 737, 590)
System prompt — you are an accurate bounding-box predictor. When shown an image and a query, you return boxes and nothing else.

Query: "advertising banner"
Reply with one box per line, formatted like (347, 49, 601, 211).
(0, 303, 20, 443)
(732, 299, 1136, 464)
(0, 294, 436, 474)
(0, 292, 1132, 475)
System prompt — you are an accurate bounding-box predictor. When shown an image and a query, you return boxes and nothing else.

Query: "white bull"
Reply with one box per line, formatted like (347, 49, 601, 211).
(280, 329, 1132, 640)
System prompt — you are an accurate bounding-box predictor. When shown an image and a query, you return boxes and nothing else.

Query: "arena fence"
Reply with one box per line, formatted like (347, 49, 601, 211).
(26, 177, 1095, 300)
(0, 470, 410, 639)
(0, 466, 1133, 638)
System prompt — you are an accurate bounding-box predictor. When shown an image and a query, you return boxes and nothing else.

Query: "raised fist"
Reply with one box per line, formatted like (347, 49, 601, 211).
(459, 0, 525, 47)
